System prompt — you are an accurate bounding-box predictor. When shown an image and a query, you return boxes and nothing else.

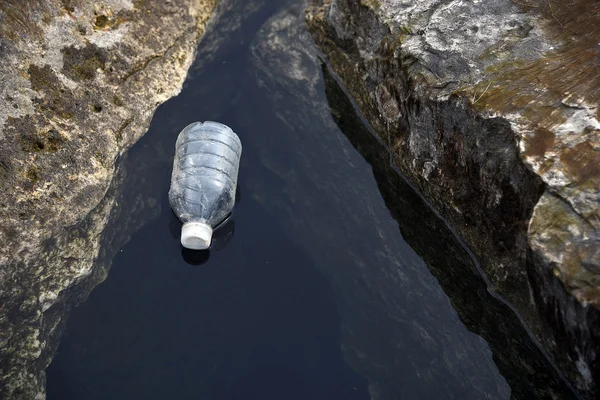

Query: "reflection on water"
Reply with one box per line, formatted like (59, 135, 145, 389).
(46, 0, 576, 399)
(321, 63, 576, 400)
(181, 248, 211, 265)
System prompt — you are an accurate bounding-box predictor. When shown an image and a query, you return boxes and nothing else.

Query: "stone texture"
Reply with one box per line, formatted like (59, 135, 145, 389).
(0, 0, 216, 398)
(306, 0, 600, 397)
(248, 3, 576, 398)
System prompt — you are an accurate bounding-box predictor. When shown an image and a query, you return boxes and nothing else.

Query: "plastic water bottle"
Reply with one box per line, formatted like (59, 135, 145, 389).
(169, 121, 242, 250)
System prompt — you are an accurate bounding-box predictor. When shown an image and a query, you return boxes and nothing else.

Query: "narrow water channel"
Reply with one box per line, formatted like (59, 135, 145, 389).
(46, 1, 576, 399)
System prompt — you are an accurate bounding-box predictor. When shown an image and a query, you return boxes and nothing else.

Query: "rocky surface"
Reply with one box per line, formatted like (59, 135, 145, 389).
(306, 0, 600, 397)
(248, 3, 577, 397)
(0, 0, 216, 398)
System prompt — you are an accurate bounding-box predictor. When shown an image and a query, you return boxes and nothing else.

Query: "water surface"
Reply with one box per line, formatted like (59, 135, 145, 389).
(47, 1, 575, 399)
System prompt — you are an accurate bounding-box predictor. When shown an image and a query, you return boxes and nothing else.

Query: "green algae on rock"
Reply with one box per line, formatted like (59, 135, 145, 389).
(0, 0, 216, 398)
(306, 0, 600, 397)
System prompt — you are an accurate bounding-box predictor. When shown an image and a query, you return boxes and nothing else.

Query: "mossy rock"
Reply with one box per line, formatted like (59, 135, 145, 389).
(0, 0, 217, 398)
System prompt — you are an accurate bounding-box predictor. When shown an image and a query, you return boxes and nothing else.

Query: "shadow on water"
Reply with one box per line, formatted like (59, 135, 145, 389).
(45, 0, 577, 399)
(320, 63, 577, 400)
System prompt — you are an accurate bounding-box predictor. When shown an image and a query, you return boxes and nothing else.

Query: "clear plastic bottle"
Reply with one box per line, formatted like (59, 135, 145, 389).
(169, 121, 242, 250)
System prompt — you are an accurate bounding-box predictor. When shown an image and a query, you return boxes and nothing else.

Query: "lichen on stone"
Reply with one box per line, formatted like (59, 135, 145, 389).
(306, 0, 600, 397)
(0, 0, 218, 398)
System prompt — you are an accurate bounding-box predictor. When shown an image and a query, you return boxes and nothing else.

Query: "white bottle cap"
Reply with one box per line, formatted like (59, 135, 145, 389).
(181, 222, 213, 250)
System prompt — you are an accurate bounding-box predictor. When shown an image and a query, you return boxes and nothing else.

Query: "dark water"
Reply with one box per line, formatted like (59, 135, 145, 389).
(46, 1, 576, 399)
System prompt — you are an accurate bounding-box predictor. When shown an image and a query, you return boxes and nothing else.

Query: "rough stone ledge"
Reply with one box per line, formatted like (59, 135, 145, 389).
(0, 0, 216, 398)
(306, 0, 600, 397)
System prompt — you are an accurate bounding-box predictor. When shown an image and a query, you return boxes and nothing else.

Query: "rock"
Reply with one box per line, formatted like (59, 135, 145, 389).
(306, 0, 600, 397)
(0, 0, 216, 398)
(248, 3, 577, 398)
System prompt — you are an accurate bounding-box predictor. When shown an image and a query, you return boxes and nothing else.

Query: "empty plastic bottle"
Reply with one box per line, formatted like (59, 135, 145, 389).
(169, 121, 242, 250)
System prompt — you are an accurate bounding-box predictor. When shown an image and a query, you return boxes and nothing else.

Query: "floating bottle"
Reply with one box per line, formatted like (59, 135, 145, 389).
(169, 121, 242, 250)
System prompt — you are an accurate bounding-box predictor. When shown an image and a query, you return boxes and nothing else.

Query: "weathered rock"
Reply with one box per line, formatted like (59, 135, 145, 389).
(0, 0, 216, 397)
(248, 3, 576, 398)
(306, 0, 600, 397)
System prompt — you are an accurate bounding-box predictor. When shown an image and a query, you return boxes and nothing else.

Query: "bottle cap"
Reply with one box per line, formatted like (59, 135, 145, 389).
(181, 222, 213, 250)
